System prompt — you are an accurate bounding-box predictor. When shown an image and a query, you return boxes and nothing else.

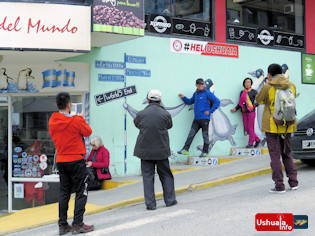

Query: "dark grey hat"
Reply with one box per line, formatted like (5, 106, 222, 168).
(196, 78, 204, 84)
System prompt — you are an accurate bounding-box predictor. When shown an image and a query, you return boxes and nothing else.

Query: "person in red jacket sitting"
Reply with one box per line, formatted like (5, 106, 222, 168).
(86, 136, 111, 190)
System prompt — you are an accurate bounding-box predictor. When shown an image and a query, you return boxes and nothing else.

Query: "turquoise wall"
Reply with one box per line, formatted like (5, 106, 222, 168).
(67, 36, 314, 177)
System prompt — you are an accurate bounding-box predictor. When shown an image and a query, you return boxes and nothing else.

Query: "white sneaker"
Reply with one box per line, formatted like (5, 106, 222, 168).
(290, 186, 299, 191)
(269, 188, 286, 193)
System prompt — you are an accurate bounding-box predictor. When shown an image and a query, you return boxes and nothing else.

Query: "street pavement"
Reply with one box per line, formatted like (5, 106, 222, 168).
(0, 152, 303, 235)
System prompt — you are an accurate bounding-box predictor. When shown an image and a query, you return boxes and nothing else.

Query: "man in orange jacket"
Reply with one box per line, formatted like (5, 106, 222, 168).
(49, 92, 94, 235)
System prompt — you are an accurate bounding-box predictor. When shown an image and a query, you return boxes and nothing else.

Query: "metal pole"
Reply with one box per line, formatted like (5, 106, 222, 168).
(8, 95, 12, 212)
(124, 53, 127, 176)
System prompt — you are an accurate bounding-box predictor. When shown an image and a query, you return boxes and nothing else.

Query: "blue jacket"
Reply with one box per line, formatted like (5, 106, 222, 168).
(182, 89, 220, 120)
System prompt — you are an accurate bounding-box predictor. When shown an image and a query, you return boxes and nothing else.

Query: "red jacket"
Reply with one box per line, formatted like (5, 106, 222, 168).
(86, 145, 111, 180)
(49, 112, 92, 163)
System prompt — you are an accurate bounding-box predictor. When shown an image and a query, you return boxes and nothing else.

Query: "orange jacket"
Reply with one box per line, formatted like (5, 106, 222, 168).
(49, 112, 92, 163)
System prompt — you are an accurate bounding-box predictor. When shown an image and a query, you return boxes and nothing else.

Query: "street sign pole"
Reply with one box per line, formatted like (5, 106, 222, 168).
(124, 53, 127, 176)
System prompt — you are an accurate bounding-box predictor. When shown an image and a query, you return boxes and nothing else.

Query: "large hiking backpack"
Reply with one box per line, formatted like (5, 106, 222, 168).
(272, 88, 296, 126)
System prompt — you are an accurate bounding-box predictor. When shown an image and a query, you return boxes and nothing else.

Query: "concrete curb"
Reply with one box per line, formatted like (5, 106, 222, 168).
(0, 160, 303, 235)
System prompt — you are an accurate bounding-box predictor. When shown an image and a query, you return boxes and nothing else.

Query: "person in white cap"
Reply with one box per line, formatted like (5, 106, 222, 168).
(134, 89, 177, 210)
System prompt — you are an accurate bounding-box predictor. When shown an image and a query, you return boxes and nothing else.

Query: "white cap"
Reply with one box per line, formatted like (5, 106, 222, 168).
(147, 89, 162, 101)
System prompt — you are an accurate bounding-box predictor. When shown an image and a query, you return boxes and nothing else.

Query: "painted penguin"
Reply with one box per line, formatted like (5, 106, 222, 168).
(0, 68, 13, 89)
(282, 64, 289, 79)
(17, 68, 35, 90)
(192, 79, 238, 152)
(248, 69, 266, 146)
(123, 99, 186, 119)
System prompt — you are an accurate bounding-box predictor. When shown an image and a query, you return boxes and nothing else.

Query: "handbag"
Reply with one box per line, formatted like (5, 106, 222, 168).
(87, 166, 96, 180)
(101, 167, 109, 174)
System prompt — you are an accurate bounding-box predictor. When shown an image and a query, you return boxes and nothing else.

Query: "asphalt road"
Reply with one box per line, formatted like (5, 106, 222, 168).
(8, 164, 314, 236)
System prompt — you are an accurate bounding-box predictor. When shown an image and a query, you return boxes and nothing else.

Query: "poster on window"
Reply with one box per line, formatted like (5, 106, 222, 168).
(302, 53, 315, 84)
(92, 0, 144, 36)
(0, 62, 90, 94)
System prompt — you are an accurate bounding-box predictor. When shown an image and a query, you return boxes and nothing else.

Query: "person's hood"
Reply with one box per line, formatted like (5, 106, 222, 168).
(268, 74, 291, 90)
(49, 112, 75, 132)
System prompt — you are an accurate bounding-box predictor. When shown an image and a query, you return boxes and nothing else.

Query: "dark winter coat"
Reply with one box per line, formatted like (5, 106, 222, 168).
(134, 103, 172, 160)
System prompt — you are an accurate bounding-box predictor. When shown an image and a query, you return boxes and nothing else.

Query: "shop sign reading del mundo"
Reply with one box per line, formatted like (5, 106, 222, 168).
(0, 2, 91, 51)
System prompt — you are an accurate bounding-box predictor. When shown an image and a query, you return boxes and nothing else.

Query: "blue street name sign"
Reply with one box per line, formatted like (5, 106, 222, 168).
(98, 74, 124, 82)
(126, 68, 151, 77)
(125, 55, 146, 64)
(94, 85, 137, 106)
(95, 60, 125, 70)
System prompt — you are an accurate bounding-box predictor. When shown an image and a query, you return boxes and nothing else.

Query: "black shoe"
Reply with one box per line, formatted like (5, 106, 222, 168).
(166, 200, 177, 207)
(72, 224, 94, 235)
(246, 144, 254, 148)
(59, 224, 72, 235)
(146, 206, 156, 210)
(254, 140, 261, 148)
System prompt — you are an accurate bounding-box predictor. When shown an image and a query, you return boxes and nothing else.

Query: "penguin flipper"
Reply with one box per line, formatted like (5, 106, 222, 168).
(123, 103, 138, 119)
(228, 136, 237, 146)
(220, 99, 233, 107)
(232, 124, 238, 134)
(165, 103, 186, 117)
(252, 77, 264, 90)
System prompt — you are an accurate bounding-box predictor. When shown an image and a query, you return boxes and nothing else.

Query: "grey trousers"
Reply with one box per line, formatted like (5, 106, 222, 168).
(183, 119, 210, 153)
(141, 159, 176, 208)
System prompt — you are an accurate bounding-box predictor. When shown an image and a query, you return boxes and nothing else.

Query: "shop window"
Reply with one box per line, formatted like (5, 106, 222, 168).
(227, 0, 304, 34)
(227, 0, 304, 49)
(145, 0, 212, 38)
(11, 95, 82, 178)
(0, 0, 91, 5)
(145, 0, 210, 21)
(9, 95, 83, 210)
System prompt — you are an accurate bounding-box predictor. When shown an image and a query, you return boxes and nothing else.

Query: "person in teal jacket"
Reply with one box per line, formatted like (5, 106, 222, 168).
(178, 78, 220, 157)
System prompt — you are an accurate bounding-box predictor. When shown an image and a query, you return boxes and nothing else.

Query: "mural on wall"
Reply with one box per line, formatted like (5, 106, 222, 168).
(124, 100, 186, 118)
(0, 62, 89, 94)
(0, 68, 38, 93)
(188, 79, 238, 152)
(248, 68, 266, 146)
(94, 54, 154, 175)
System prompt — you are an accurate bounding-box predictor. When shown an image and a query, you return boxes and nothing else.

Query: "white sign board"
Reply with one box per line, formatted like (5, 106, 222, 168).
(189, 157, 218, 166)
(0, 2, 91, 51)
(231, 148, 261, 156)
(14, 183, 24, 198)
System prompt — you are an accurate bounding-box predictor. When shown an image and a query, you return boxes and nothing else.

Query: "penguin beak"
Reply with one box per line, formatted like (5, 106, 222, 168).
(248, 71, 256, 77)
(210, 85, 215, 93)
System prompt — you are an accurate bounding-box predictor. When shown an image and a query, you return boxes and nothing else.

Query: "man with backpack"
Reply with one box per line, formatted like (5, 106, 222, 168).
(256, 64, 298, 193)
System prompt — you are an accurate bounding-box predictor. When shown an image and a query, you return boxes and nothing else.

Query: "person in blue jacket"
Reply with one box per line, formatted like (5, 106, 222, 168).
(178, 78, 221, 157)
